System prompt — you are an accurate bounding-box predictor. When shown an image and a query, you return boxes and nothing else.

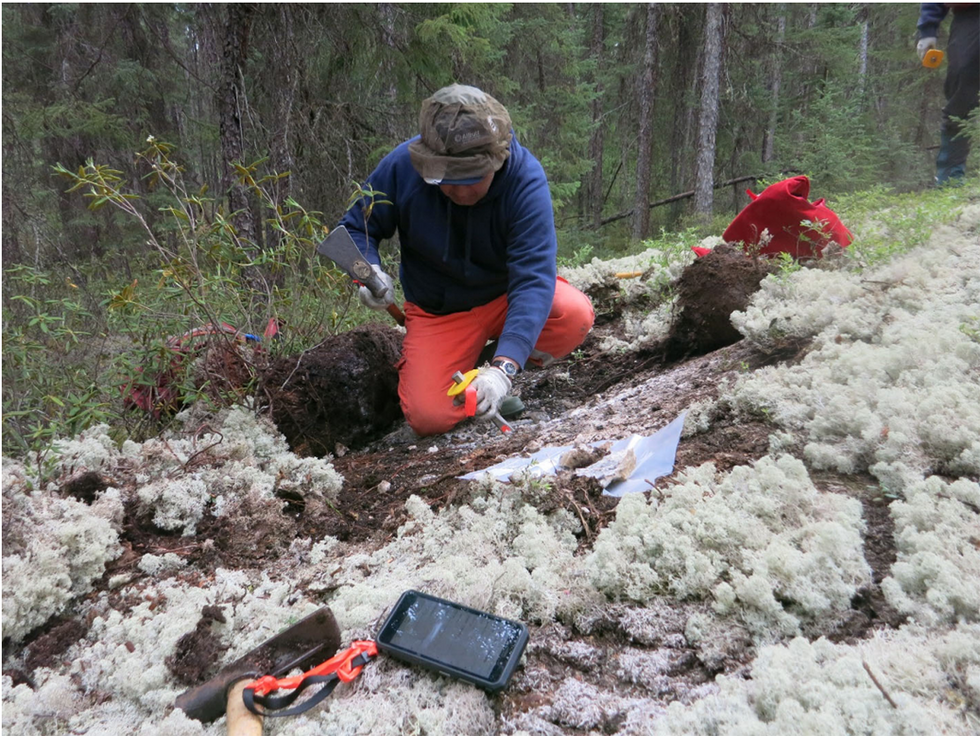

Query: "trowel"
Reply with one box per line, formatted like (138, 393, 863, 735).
(175, 606, 342, 733)
(317, 226, 405, 326)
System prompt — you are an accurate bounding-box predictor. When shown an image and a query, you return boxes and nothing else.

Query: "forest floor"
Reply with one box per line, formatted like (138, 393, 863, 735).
(3, 239, 930, 735)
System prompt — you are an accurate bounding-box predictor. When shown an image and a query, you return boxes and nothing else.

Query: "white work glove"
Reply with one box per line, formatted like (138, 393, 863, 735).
(916, 36, 937, 62)
(357, 264, 396, 310)
(470, 366, 512, 418)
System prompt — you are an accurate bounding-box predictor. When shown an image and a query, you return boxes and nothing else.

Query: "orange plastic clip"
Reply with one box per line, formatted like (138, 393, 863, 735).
(247, 640, 378, 697)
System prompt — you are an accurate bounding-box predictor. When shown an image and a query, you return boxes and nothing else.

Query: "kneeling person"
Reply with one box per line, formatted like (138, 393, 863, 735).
(338, 84, 594, 435)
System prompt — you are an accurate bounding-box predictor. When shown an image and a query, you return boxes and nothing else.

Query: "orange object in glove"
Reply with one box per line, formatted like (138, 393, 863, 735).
(448, 370, 511, 433)
(922, 48, 944, 68)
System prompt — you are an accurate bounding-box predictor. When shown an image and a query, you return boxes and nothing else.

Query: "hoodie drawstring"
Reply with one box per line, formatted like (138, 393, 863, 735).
(441, 201, 473, 277)
(442, 201, 453, 264)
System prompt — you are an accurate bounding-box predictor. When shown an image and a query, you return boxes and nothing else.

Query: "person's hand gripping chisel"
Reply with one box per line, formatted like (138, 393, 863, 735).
(449, 365, 512, 433)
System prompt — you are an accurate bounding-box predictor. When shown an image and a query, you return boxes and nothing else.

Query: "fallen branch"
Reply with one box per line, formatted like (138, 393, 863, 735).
(600, 175, 762, 226)
(862, 660, 899, 708)
(567, 491, 593, 542)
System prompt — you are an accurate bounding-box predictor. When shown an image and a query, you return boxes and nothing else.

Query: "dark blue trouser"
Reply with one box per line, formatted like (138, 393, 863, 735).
(937, 6, 980, 184)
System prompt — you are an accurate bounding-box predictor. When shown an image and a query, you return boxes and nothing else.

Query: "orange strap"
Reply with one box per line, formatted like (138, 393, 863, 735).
(248, 640, 379, 698)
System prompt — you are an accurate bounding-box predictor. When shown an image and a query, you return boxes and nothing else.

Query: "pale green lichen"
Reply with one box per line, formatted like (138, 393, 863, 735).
(728, 208, 980, 495)
(2, 672, 84, 736)
(1, 471, 123, 642)
(653, 624, 980, 734)
(881, 476, 980, 625)
(49, 423, 120, 479)
(584, 455, 870, 638)
(1, 402, 344, 652)
(323, 486, 588, 633)
(560, 246, 693, 301)
(597, 302, 675, 353)
(137, 476, 211, 535)
(138, 553, 188, 576)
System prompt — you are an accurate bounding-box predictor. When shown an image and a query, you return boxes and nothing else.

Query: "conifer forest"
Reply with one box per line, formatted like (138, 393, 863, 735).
(2, 3, 943, 268)
(3, 5, 980, 735)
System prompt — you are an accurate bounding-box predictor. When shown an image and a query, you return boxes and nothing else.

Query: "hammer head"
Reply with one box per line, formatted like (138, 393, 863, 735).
(175, 607, 342, 723)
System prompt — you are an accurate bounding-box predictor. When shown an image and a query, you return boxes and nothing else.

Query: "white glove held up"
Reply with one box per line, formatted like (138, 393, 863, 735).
(470, 366, 512, 418)
(917, 36, 937, 62)
(358, 264, 396, 310)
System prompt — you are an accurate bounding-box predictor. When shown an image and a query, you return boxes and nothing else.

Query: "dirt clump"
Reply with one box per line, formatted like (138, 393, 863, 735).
(60, 470, 108, 504)
(260, 324, 404, 456)
(166, 605, 229, 686)
(21, 616, 89, 674)
(664, 244, 775, 360)
(193, 342, 257, 407)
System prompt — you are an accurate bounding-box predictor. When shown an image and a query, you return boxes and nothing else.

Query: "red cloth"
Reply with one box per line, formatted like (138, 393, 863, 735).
(708, 176, 852, 260)
(123, 320, 277, 417)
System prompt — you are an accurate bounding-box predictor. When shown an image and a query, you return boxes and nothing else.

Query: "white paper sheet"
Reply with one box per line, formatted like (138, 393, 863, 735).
(460, 412, 686, 496)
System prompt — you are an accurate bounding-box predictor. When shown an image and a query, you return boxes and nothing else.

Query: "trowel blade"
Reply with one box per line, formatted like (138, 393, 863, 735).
(174, 606, 342, 723)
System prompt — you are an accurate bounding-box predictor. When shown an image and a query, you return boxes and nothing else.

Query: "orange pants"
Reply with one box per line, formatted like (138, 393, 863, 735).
(398, 278, 594, 436)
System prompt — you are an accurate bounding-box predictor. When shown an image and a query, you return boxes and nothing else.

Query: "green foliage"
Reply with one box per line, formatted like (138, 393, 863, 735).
(960, 316, 980, 344)
(636, 227, 706, 262)
(2, 264, 113, 473)
(19, 98, 129, 143)
(833, 179, 978, 266)
(2, 139, 377, 472)
(346, 182, 393, 223)
(2, 3, 952, 271)
(770, 252, 804, 285)
(415, 3, 513, 72)
(783, 81, 879, 192)
(556, 241, 594, 270)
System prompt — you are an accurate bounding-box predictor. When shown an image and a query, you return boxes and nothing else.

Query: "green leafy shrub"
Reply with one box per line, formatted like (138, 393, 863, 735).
(2, 139, 375, 477)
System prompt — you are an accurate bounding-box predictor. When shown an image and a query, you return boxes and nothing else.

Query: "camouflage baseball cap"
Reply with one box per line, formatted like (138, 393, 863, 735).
(408, 84, 512, 185)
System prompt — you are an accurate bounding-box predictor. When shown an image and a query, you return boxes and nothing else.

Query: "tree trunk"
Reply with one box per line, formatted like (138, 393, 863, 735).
(586, 3, 605, 227)
(378, 3, 402, 139)
(762, 10, 785, 164)
(265, 4, 299, 251)
(217, 3, 257, 250)
(632, 3, 659, 241)
(693, 3, 724, 219)
(669, 7, 700, 225)
(858, 19, 869, 98)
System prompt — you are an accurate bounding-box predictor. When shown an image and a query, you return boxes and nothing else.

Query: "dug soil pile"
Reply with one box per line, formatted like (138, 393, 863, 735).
(663, 244, 775, 360)
(259, 324, 403, 456)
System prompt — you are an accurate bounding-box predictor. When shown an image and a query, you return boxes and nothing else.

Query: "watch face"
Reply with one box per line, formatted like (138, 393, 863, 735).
(493, 360, 518, 376)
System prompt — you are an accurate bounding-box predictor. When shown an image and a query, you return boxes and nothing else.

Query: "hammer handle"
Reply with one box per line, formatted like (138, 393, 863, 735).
(358, 272, 405, 326)
(386, 303, 406, 326)
(226, 680, 262, 736)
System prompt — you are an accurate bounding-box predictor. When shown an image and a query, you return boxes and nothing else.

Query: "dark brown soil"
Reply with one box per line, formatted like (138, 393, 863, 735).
(60, 470, 108, 504)
(259, 324, 403, 456)
(808, 472, 908, 643)
(167, 605, 229, 686)
(23, 617, 89, 672)
(664, 244, 775, 360)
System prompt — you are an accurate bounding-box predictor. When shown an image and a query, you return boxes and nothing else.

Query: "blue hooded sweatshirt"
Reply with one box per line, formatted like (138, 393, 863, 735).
(917, 3, 950, 38)
(338, 134, 557, 368)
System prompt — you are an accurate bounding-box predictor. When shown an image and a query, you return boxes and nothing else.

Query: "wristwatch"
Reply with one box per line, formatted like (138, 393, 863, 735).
(491, 357, 520, 377)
